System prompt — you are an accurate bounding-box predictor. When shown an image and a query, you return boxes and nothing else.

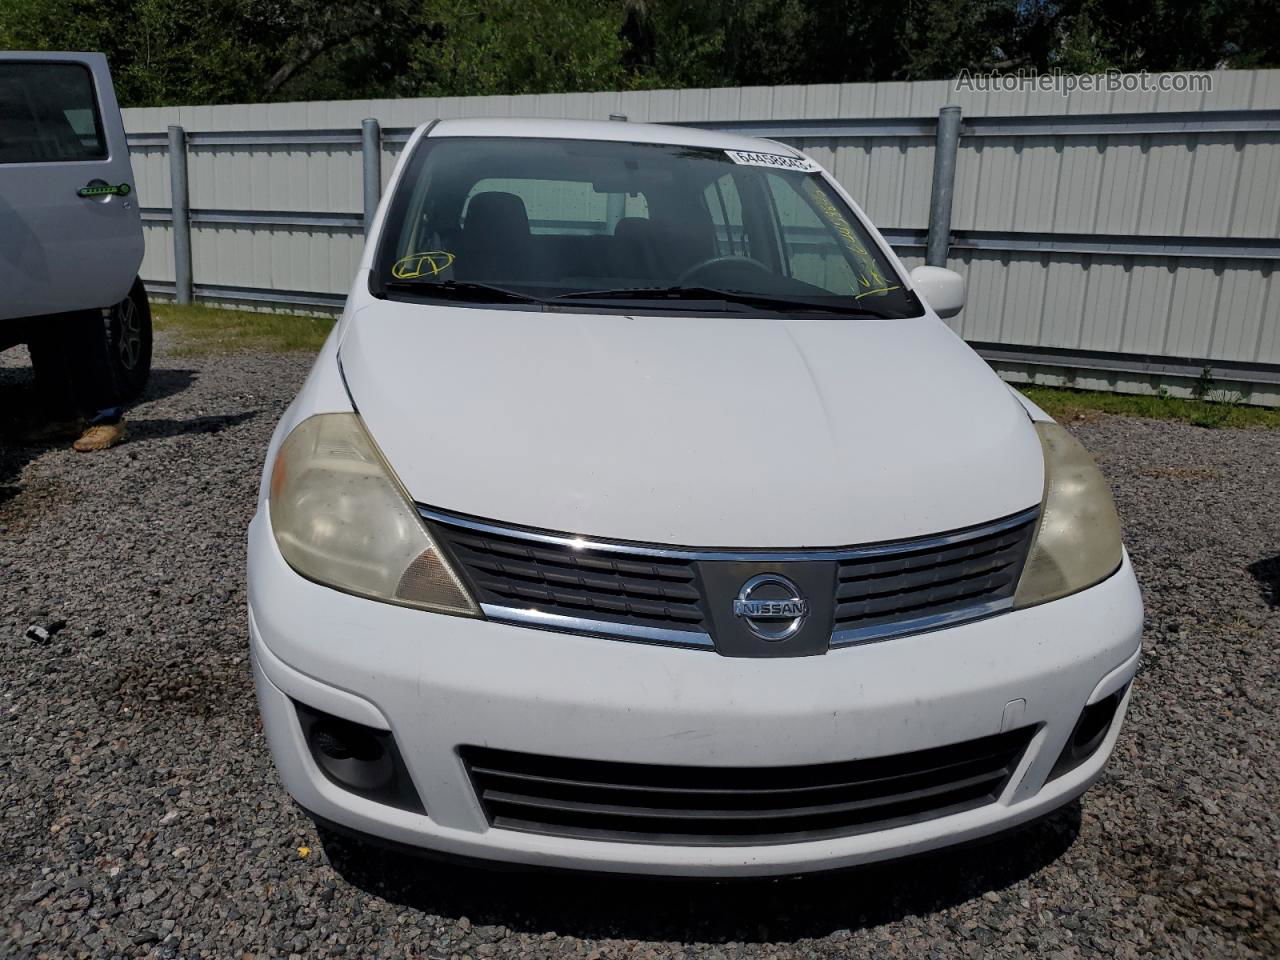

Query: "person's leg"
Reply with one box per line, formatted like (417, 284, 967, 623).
(18, 317, 85, 442)
(63, 310, 127, 451)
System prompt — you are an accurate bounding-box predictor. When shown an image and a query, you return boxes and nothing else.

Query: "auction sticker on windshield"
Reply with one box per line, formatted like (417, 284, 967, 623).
(725, 150, 821, 172)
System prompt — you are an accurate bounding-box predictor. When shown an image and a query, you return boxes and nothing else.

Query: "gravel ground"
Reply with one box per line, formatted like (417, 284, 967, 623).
(2, 334, 1277, 959)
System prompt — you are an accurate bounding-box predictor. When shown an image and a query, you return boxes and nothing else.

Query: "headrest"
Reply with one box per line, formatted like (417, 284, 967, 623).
(464, 191, 531, 235)
(612, 217, 656, 242)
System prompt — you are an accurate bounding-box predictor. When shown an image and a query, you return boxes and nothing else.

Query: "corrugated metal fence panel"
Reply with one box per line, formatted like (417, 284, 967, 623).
(120, 70, 1280, 135)
(949, 132, 1280, 238)
(120, 72, 1280, 384)
(185, 145, 360, 214)
(139, 224, 174, 289)
(794, 138, 935, 231)
(125, 106, 179, 213)
(187, 225, 364, 296)
(946, 250, 1276, 363)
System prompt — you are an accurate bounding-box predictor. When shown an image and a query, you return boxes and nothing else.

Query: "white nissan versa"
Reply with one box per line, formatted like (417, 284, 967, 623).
(248, 118, 1143, 876)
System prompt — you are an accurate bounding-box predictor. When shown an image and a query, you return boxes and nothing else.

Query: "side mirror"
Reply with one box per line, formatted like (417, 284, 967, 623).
(909, 266, 965, 319)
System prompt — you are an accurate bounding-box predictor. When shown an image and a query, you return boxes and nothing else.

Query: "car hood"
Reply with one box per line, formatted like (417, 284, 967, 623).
(338, 302, 1044, 547)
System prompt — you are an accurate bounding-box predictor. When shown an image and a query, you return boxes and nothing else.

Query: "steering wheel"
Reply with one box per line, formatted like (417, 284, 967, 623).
(677, 255, 773, 286)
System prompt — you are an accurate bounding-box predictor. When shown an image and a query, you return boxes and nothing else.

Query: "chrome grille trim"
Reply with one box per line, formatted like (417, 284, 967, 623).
(480, 604, 716, 650)
(421, 505, 1040, 651)
(830, 597, 1015, 647)
(419, 505, 1040, 563)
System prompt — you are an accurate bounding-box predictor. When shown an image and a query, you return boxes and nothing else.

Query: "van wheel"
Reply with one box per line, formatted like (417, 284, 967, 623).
(107, 277, 152, 401)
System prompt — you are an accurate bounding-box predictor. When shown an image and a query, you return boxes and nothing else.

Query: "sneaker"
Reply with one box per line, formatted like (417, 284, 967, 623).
(15, 417, 85, 445)
(73, 420, 128, 452)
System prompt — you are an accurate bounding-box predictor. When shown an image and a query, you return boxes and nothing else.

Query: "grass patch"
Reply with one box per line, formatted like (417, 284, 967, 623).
(152, 302, 335, 355)
(1022, 385, 1280, 429)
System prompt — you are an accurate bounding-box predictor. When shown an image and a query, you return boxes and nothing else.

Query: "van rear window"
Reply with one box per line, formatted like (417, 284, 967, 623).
(0, 62, 106, 164)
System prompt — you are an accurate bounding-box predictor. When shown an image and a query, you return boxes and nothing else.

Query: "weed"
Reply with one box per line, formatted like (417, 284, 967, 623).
(1022, 384, 1279, 430)
(152, 302, 335, 355)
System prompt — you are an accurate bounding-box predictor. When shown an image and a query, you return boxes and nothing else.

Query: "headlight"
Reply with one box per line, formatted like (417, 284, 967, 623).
(1014, 421, 1123, 608)
(268, 413, 478, 616)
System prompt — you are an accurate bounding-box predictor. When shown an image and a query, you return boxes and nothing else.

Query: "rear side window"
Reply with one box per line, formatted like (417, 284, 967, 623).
(0, 62, 106, 164)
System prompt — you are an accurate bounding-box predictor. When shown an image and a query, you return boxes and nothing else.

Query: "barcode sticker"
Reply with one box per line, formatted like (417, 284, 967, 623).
(725, 150, 821, 172)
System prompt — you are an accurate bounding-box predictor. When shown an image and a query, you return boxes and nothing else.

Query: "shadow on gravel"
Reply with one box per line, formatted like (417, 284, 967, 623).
(0, 365, 200, 505)
(0, 443, 33, 506)
(318, 802, 1081, 942)
(0, 364, 40, 506)
(1247, 555, 1279, 608)
(127, 410, 260, 442)
(140, 367, 199, 405)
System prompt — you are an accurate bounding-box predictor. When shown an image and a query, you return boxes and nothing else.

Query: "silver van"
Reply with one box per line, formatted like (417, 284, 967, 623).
(0, 51, 151, 398)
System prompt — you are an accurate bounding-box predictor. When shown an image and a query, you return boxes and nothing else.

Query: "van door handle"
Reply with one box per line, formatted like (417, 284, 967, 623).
(78, 182, 131, 198)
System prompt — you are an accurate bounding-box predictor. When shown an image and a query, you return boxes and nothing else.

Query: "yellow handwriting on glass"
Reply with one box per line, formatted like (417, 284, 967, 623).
(392, 251, 456, 279)
(802, 181, 900, 297)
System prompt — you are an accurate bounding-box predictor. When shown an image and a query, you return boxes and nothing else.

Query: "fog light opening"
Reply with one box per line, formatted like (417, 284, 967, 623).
(313, 720, 385, 764)
(1048, 683, 1128, 782)
(294, 701, 425, 813)
(311, 719, 394, 792)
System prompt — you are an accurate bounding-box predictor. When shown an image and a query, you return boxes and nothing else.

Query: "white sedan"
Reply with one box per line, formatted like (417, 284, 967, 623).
(247, 117, 1143, 876)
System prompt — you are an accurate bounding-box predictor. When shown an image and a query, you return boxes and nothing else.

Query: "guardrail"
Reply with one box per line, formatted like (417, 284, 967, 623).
(131, 105, 1280, 400)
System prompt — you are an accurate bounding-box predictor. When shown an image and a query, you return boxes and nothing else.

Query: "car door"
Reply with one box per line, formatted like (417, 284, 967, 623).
(0, 52, 143, 322)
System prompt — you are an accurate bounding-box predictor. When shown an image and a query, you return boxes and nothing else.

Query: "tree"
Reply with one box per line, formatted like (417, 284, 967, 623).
(406, 0, 632, 97)
(2, 0, 1277, 108)
(0, 0, 429, 105)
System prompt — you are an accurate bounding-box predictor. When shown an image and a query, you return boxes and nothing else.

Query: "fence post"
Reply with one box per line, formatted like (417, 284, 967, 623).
(926, 105, 962, 268)
(167, 124, 193, 304)
(361, 118, 382, 237)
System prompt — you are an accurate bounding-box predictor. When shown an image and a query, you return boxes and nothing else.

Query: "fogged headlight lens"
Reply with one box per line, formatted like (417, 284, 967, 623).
(1014, 422, 1123, 608)
(268, 413, 477, 615)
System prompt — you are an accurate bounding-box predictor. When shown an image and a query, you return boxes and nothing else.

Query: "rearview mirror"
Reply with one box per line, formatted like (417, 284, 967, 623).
(909, 266, 965, 319)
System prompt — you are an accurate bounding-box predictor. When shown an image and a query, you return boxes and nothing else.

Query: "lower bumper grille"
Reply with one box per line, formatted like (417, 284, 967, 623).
(462, 728, 1034, 846)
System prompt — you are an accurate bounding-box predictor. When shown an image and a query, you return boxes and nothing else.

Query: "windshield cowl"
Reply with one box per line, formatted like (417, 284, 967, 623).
(373, 277, 916, 319)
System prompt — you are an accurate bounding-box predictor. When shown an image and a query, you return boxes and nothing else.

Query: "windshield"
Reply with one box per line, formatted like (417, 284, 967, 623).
(372, 136, 921, 318)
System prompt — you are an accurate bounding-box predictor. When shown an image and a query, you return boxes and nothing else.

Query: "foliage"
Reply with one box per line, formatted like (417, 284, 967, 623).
(1, 0, 1277, 107)
(152, 302, 334, 354)
(1022, 384, 1277, 430)
(407, 0, 632, 97)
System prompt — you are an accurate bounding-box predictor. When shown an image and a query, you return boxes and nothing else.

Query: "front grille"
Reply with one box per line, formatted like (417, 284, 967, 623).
(423, 506, 1038, 652)
(462, 727, 1034, 845)
(435, 523, 707, 635)
(831, 512, 1038, 645)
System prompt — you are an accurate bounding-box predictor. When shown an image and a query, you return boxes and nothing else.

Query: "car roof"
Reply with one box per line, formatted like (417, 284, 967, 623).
(424, 117, 800, 156)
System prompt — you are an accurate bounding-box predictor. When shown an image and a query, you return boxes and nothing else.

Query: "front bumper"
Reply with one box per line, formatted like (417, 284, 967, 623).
(247, 513, 1143, 876)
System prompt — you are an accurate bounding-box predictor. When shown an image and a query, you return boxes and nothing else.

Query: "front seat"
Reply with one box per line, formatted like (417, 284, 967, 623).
(611, 216, 710, 285)
(610, 217, 665, 284)
(457, 191, 536, 282)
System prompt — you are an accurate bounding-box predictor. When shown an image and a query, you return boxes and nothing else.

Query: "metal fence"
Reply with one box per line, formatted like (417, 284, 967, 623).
(122, 72, 1280, 404)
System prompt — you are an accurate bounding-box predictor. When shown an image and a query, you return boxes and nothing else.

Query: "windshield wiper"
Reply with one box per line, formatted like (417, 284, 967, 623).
(557, 285, 896, 317)
(383, 278, 545, 304)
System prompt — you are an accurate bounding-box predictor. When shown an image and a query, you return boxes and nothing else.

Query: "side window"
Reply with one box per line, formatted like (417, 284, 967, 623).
(463, 178, 648, 236)
(0, 62, 106, 164)
(702, 174, 750, 258)
(765, 175, 862, 292)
